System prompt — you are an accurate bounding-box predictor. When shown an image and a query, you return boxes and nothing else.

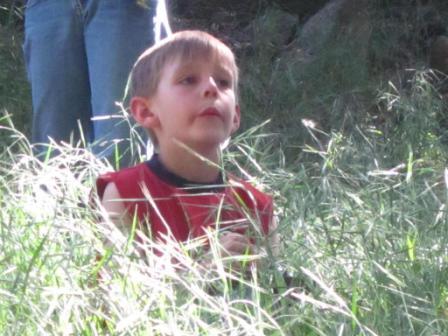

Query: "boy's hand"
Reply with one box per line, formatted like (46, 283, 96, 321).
(198, 232, 260, 274)
(219, 232, 255, 257)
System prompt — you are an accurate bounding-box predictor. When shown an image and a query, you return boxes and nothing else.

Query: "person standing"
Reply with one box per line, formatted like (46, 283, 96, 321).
(23, 0, 155, 166)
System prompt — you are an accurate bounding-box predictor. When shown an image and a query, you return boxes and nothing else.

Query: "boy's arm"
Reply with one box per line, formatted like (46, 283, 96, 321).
(101, 182, 132, 234)
(269, 216, 280, 257)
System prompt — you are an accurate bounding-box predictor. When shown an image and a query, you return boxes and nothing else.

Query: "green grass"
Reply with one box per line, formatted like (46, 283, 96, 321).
(0, 126, 280, 335)
(2, 104, 448, 334)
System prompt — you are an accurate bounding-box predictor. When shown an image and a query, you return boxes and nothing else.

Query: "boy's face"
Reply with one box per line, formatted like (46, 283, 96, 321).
(146, 55, 240, 153)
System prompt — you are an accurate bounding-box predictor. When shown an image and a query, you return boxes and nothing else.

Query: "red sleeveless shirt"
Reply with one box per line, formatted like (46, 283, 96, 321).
(96, 162, 273, 242)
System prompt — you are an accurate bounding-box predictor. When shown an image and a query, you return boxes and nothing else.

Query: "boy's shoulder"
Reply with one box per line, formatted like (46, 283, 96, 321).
(96, 162, 153, 200)
(96, 163, 273, 208)
(226, 175, 272, 208)
(225, 175, 273, 234)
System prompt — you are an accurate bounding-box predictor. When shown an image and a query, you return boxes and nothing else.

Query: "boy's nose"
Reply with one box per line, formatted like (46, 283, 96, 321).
(203, 77, 218, 97)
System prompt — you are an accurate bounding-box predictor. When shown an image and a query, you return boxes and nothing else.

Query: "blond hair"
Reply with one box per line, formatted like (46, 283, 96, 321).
(129, 30, 239, 99)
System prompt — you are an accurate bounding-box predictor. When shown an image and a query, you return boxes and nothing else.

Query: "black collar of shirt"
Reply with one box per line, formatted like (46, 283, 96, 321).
(145, 154, 225, 193)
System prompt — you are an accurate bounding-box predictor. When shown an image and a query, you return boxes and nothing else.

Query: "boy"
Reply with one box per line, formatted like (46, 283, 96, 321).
(97, 30, 275, 257)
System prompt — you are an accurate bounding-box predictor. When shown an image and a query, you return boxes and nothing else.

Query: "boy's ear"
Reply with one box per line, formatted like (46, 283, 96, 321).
(130, 96, 160, 129)
(231, 105, 241, 133)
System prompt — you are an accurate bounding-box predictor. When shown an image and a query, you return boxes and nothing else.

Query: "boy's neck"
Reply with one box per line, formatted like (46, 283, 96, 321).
(157, 143, 222, 183)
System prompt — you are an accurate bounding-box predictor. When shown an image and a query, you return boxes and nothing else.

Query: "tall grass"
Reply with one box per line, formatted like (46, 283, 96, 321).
(2, 77, 448, 335)
(0, 123, 284, 335)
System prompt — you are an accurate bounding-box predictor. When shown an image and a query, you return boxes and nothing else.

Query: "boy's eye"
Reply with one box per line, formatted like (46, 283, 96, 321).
(217, 78, 231, 88)
(179, 76, 197, 85)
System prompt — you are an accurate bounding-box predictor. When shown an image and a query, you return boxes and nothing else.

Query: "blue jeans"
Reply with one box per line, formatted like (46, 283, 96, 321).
(23, 0, 154, 166)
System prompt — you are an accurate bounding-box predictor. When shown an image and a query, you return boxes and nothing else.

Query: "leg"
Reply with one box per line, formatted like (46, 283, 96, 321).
(84, 0, 154, 167)
(23, 0, 92, 154)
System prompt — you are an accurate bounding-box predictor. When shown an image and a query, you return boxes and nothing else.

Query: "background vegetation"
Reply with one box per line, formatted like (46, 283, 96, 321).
(2, 1, 448, 335)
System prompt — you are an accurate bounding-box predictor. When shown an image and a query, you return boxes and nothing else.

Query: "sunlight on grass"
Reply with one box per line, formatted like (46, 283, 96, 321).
(0, 122, 285, 335)
(1, 110, 448, 334)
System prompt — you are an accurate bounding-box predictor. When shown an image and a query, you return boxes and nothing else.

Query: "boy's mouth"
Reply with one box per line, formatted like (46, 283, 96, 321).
(199, 107, 222, 119)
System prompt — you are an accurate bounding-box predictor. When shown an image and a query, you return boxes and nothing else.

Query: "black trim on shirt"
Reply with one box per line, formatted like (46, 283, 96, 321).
(146, 154, 225, 193)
